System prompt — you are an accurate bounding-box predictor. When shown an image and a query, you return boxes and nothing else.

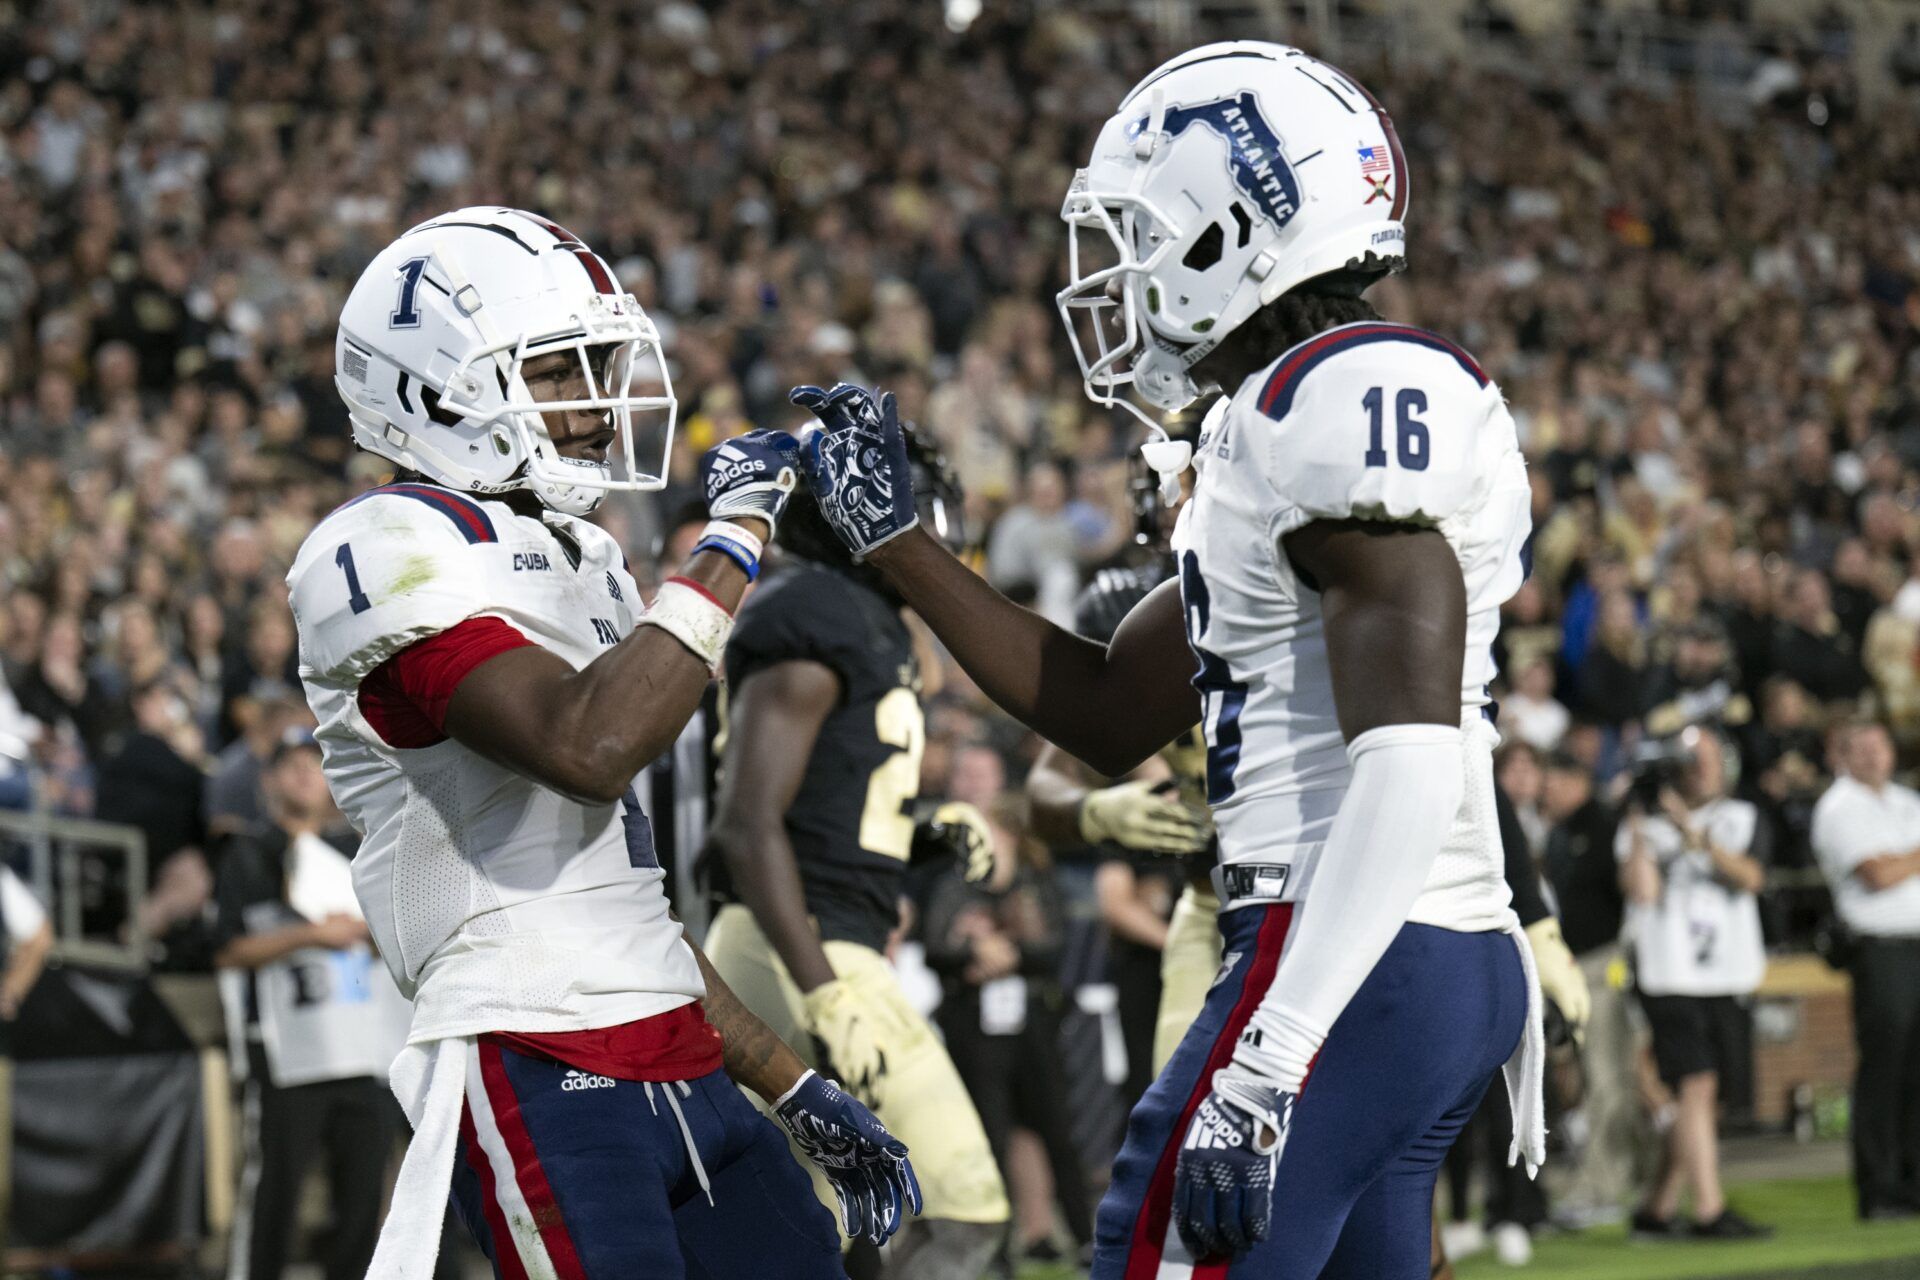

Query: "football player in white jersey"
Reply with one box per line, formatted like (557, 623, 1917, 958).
(786, 44, 1543, 1280)
(287, 207, 918, 1280)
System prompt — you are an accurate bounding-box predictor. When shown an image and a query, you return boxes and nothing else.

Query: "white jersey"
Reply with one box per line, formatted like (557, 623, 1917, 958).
(286, 483, 704, 1045)
(1173, 322, 1532, 931)
(1614, 800, 1766, 996)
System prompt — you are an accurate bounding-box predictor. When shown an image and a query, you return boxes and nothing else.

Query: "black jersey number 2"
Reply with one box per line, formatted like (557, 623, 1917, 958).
(1362, 386, 1430, 471)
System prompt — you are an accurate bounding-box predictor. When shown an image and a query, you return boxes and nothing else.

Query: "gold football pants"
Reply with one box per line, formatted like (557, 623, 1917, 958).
(705, 904, 1010, 1225)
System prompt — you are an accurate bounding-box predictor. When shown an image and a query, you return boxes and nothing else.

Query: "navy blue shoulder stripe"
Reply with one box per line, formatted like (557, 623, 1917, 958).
(1257, 323, 1488, 421)
(337, 483, 497, 544)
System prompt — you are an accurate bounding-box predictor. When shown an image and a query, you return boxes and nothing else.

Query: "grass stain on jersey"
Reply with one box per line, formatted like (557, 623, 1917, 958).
(387, 553, 440, 599)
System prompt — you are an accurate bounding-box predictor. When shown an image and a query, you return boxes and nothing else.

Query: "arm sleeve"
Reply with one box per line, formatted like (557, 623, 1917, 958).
(1497, 783, 1552, 927)
(1230, 723, 1466, 1092)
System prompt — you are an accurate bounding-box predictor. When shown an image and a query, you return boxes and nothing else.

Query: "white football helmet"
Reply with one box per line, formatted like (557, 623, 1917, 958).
(1058, 42, 1409, 452)
(334, 207, 675, 517)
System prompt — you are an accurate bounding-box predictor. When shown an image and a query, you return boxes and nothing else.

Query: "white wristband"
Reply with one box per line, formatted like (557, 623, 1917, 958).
(701, 519, 764, 563)
(639, 577, 734, 672)
(773, 1068, 818, 1110)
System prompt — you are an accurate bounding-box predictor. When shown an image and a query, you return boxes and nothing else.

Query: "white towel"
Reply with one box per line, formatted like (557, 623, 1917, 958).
(367, 1038, 469, 1280)
(1501, 922, 1548, 1175)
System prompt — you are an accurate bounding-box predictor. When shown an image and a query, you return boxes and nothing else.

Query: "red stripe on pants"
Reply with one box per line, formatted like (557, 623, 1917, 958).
(477, 1041, 590, 1280)
(459, 1101, 531, 1280)
(1123, 904, 1296, 1280)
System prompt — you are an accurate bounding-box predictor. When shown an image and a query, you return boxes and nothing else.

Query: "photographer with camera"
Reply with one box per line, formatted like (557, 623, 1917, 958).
(1617, 725, 1772, 1240)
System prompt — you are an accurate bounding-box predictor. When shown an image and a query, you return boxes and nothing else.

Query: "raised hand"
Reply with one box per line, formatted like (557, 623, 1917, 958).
(787, 383, 918, 559)
(700, 429, 799, 535)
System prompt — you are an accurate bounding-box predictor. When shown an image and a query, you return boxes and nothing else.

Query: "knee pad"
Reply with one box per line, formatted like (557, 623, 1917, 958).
(884, 1218, 1005, 1280)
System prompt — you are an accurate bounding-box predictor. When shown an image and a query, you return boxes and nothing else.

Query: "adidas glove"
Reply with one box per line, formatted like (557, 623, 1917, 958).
(1173, 1068, 1295, 1261)
(775, 1069, 922, 1245)
(700, 430, 799, 533)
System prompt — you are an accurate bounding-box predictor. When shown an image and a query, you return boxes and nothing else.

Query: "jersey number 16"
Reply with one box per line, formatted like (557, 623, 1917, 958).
(1361, 386, 1429, 472)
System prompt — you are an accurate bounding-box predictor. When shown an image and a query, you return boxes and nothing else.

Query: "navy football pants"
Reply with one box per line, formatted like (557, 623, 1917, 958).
(1093, 904, 1528, 1280)
(449, 1042, 843, 1280)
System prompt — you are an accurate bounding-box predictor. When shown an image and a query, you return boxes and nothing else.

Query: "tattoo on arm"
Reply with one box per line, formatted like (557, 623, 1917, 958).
(690, 939, 807, 1101)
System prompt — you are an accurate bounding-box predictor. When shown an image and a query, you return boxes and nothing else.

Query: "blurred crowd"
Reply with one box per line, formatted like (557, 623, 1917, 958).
(4, 0, 1920, 1267)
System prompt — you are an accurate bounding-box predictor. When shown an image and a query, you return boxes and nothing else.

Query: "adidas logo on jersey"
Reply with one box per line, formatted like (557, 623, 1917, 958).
(560, 1069, 616, 1092)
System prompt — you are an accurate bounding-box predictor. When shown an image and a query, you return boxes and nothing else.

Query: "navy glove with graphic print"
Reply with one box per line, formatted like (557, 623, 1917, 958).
(787, 383, 918, 559)
(775, 1069, 923, 1245)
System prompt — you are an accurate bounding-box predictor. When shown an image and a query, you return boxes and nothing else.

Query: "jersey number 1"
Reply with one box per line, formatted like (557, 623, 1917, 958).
(1362, 386, 1430, 471)
(335, 544, 371, 615)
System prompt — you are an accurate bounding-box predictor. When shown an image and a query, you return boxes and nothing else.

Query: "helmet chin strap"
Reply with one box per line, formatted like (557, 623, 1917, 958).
(1104, 388, 1193, 505)
(1141, 437, 1193, 506)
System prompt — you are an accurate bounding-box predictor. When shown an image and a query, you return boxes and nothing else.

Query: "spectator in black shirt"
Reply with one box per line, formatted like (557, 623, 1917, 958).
(1745, 676, 1829, 864)
(1828, 538, 1882, 650)
(1578, 591, 1650, 729)
(1641, 619, 1751, 740)
(1771, 569, 1871, 705)
(213, 732, 392, 1280)
(94, 679, 212, 960)
(13, 612, 123, 763)
(925, 806, 1092, 1266)
(1540, 752, 1639, 1225)
(1542, 410, 1603, 503)
(1710, 550, 1777, 699)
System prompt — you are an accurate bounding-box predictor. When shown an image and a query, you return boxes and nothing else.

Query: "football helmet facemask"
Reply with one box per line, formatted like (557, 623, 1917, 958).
(335, 206, 675, 517)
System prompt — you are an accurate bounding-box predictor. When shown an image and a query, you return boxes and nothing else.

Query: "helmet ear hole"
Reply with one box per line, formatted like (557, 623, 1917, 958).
(419, 386, 464, 428)
(1229, 202, 1254, 249)
(1183, 221, 1225, 271)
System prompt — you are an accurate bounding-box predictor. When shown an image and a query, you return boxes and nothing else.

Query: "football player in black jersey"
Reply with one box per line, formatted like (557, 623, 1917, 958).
(703, 430, 1010, 1278)
(1027, 418, 1216, 1106)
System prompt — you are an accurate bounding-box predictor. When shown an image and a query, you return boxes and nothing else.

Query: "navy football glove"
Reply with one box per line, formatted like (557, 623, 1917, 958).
(700, 429, 799, 531)
(1172, 1070, 1295, 1261)
(775, 1069, 923, 1245)
(787, 383, 918, 559)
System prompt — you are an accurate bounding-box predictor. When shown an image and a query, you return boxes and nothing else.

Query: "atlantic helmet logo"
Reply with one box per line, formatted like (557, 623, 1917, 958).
(1128, 92, 1302, 232)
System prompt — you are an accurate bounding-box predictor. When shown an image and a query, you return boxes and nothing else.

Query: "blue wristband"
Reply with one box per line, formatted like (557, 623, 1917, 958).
(693, 535, 760, 581)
